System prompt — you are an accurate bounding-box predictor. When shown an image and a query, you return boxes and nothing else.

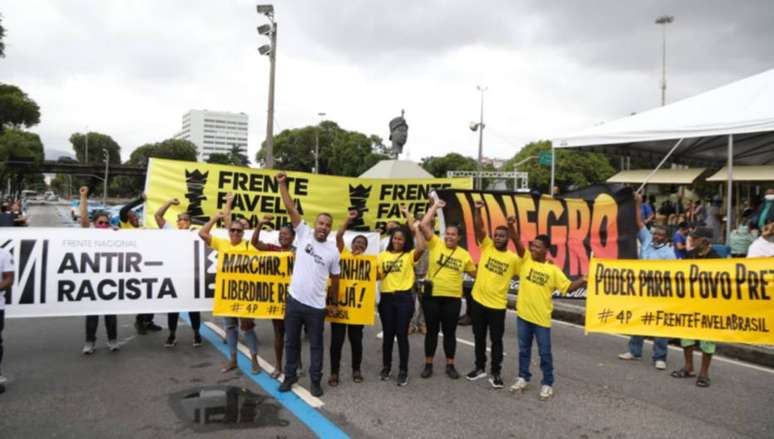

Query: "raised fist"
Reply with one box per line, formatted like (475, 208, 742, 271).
(507, 215, 517, 225)
(276, 172, 287, 184)
(347, 209, 359, 221)
(474, 200, 485, 210)
(79, 186, 88, 196)
(261, 214, 274, 224)
(169, 198, 181, 206)
(434, 199, 447, 209)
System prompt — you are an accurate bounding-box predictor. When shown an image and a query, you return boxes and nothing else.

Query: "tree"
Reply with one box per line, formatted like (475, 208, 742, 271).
(206, 152, 232, 165)
(420, 153, 480, 178)
(227, 144, 248, 166)
(127, 138, 198, 166)
(256, 121, 389, 176)
(69, 131, 122, 165)
(0, 83, 41, 133)
(502, 140, 615, 193)
(0, 128, 44, 196)
(0, 14, 5, 58)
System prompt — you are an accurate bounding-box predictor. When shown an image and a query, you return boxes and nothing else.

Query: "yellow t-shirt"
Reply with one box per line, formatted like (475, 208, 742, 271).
(426, 235, 475, 298)
(471, 237, 521, 309)
(378, 251, 415, 293)
(119, 221, 135, 229)
(210, 236, 250, 252)
(516, 251, 571, 327)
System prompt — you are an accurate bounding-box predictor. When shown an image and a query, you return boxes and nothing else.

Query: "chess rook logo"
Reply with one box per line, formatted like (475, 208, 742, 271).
(185, 169, 209, 225)
(348, 184, 371, 231)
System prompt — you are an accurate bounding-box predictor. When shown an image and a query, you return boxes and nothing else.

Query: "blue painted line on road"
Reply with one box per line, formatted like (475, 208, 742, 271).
(182, 316, 349, 439)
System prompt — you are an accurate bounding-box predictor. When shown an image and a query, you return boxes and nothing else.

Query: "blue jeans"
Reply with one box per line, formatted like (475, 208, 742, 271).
(223, 317, 258, 355)
(283, 295, 326, 382)
(517, 317, 554, 386)
(628, 336, 668, 361)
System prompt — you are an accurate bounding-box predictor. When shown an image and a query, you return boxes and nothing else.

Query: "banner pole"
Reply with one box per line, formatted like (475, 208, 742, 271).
(635, 137, 684, 193)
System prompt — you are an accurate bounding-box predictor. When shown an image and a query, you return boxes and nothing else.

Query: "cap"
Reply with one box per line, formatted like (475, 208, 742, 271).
(689, 227, 713, 239)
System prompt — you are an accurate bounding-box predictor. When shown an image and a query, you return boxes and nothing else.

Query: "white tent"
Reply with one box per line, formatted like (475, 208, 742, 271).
(551, 68, 774, 237)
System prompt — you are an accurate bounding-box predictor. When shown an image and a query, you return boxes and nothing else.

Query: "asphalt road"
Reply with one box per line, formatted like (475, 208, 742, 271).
(1, 203, 772, 439)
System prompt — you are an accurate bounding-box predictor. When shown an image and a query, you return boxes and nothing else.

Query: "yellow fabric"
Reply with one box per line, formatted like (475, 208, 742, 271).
(119, 221, 136, 229)
(471, 237, 521, 309)
(516, 251, 571, 327)
(378, 251, 415, 293)
(426, 235, 475, 298)
(210, 236, 250, 252)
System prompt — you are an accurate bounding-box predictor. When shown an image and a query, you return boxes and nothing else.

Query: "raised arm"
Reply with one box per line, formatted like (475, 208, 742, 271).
(79, 186, 90, 228)
(473, 200, 487, 244)
(506, 215, 526, 257)
(120, 193, 145, 223)
(568, 276, 587, 293)
(412, 220, 426, 261)
(419, 198, 445, 242)
(154, 198, 180, 228)
(222, 192, 234, 229)
(251, 214, 275, 251)
(399, 203, 415, 226)
(198, 211, 223, 246)
(277, 172, 301, 227)
(337, 209, 358, 252)
(634, 191, 645, 230)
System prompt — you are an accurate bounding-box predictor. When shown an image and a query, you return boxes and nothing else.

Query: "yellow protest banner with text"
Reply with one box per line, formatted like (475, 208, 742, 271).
(213, 250, 292, 319)
(586, 257, 774, 345)
(326, 254, 377, 325)
(144, 158, 472, 231)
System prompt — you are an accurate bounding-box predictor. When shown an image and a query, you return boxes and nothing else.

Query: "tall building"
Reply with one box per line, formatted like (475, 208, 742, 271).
(174, 110, 248, 162)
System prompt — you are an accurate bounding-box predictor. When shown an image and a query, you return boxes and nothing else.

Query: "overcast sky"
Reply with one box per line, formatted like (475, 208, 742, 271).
(2, 0, 773, 164)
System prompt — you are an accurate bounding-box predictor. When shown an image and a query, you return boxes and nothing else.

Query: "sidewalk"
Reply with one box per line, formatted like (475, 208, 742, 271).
(505, 294, 774, 369)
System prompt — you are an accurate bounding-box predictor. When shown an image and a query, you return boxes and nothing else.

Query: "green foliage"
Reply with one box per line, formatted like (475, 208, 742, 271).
(49, 174, 72, 198)
(206, 152, 232, 165)
(69, 131, 122, 165)
(0, 14, 5, 58)
(0, 83, 41, 132)
(128, 138, 198, 166)
(0, 128, 44, 195)
(420, 153, 480, 178)
(208, 144, 248, 167)
(503, 140, 616, 193)
(256, 121, 389, 176)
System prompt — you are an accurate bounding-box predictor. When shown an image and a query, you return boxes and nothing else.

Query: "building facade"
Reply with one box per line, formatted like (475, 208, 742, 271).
(175, 110, 248, 161)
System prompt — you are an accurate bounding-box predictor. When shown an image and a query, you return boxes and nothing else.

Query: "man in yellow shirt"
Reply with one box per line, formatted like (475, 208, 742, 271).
(466, 202, 522, 388)
(510, 234, 585, 400)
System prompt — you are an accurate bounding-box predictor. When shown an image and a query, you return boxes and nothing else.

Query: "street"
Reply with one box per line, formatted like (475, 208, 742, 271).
(1, 204, 772, 439)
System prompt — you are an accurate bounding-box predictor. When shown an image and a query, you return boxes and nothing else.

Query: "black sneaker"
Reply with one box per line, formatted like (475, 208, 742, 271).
(420, 364, 433, 379)
(458, 315, 472, 326)
(193, 333, 202, 347)
(397, 370, 408, 387)
(446, 364, 460, 380)
(146, 323, 163, 332)
(466, 368, 487, 381)
(379, 367, 391, 381)
(489, 373, 504, 389)
(310, 381, 324, 397)
(164, 335, 176, 348)
(134, 321, 147, 335)
(278, 376, 297, 393)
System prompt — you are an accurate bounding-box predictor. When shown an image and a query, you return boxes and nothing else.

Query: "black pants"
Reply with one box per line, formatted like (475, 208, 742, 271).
(329, 323, 363, 374)
(283, 296, 326, 382)
(167, 312, 201, 334)
(135, 314, 154, 325)
(422, 296, 461, 359)
(378, 291, 414, 371)
(85, 315, 117, 342)
(462, 287, 473, 319)
(0, 309, 4, 368)
(471, 297, 506, 374)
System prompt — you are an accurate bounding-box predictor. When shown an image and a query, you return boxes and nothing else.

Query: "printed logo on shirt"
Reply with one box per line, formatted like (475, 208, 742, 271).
(436, 253, 463, 272)
(304, 243, 326, 266)
(525, 267, 549, 286)
(383, 258, 404, 274)
(484, 257, 509, 276)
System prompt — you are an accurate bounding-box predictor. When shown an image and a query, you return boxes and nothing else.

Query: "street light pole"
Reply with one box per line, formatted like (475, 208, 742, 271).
(85, 131, 89, 164)
(314, 112, 326, 174)
(102, 149, 109, 205)
(655, 15, 674, 106)
(257, 5, 277, 169)
(476, 85, 487, 190)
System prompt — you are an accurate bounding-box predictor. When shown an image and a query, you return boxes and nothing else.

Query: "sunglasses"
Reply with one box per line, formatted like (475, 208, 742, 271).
(96, 221, 109, 226)
(229, 228, 244, 233)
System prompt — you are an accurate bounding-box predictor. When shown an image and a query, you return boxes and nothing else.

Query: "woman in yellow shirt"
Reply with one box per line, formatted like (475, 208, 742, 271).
(378, 209, 426, 387)
(418, 199, 476, 380)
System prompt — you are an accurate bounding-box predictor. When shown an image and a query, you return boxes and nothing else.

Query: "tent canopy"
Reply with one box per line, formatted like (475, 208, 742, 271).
(706, 166, 774, 182)
(607, 168, 705, 184)
(359, 160, 433, 179)
(552, 68, 774, 166)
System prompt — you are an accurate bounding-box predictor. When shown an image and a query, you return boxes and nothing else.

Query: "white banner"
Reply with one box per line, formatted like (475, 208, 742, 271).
(0, 227, 379, 318)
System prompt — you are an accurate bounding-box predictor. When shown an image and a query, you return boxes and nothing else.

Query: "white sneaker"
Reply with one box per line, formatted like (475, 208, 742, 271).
(539, 385, 553, 401)
(617, 352, 640, 360)
(107, 339, 120, 352)
(0, 374, 7, 384)
(82, 341, 96, 355)
(655, 360, 666, 370)
(509, 377, 528, 392)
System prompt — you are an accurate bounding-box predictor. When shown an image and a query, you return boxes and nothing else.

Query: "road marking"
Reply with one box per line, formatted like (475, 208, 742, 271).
(189, 319, 349, 438)
(505, 309, 774, 375)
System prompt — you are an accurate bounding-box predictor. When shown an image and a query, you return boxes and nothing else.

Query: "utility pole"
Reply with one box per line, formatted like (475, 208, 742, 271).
(257, 5, 277, 169)
(102, 149, 109, 205)
(476, 85, 487, 189)
(85, 131, 89, 164)
(655, 15, 674, 106)
(314, 112, 326, 173)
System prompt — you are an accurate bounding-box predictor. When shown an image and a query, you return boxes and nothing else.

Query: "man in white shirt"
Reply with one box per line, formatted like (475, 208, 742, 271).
(747, 221, 774, 257)
(0, 247, 15, 386)
(276, 172, 340, 397)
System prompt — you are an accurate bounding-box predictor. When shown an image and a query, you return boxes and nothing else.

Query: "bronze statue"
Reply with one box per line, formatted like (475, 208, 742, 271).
(388, 110, 408, 159)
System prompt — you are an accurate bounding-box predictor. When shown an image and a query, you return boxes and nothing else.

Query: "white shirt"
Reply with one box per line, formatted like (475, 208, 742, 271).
(747, 237, 774, 257)
(0, 248, 15, 310)
(289, 222, 341, 309)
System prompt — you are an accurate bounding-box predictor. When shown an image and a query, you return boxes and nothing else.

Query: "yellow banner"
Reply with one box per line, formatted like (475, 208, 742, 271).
(326, 254, 377, 325)
(586, 257, 774, 345)
(144, 158, 472, 231)
(213, 249, 377, 325)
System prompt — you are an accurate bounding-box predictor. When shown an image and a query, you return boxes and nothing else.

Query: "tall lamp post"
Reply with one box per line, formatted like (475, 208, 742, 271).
(655, 15, 674, 106)
(469, 85, 487, 189)
(102, 149, 109, 205)
(314, 112, 326, 174)
(257, 4, 277, 169)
